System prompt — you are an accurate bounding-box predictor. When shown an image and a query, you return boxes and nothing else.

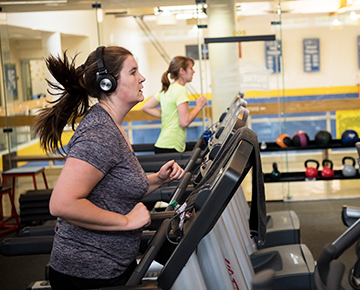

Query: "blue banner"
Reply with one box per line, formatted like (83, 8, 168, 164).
(303, 38, 320, 72)
(265, 40, 281, 74)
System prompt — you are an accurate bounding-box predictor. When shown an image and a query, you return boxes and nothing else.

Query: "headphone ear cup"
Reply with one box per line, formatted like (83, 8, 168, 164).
(96, 74, 117, 93)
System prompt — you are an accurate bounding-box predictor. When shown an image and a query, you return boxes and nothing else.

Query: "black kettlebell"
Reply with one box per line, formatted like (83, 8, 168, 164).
(270, 162, 281, 180)
(342, 156, 356, 177)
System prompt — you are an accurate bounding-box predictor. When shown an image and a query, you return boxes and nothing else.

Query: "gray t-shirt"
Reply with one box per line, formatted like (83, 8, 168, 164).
(49, 104, 149, 279)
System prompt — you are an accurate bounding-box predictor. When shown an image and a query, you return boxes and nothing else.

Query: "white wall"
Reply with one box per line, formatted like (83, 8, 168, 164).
(237, 14, 360, 90)
(102, 15, 211, 99)
(3, 9, 360, 105)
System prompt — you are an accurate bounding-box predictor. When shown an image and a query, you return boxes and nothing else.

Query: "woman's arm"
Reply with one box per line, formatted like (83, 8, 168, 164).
(141, 96, 161, 118)
(178, 95, 207, 128)
(145, 160, 185, 196)
(50, 157, 150, 231)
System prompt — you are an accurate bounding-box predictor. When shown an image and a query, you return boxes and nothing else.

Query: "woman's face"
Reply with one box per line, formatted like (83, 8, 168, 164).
(116, 55, 146, 105)
(182, 61, 195, 83)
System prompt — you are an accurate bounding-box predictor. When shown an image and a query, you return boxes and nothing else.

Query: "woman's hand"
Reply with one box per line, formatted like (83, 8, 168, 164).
(196, 95, 207, 109)
(145, 160, 185, 196)
(158, 160, 185, 184)
(125, 202, 151, 229)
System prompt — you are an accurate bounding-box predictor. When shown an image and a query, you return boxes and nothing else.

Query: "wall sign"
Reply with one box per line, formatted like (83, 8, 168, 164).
(303, 38, 320, 72)
(185, 44, 209, 60)
(5, 64, 18, 101)
(265, 40, 281, 74)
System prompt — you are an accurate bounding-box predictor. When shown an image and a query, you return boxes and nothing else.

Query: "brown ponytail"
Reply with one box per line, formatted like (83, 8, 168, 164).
(34, 51, 89, 155)
(161, 71, 170, 92)
(161, 56, 194, 93)
(34, 46, 133, 154)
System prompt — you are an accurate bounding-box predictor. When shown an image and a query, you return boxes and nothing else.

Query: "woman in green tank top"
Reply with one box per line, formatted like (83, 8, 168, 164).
(142, 56, 207, 153)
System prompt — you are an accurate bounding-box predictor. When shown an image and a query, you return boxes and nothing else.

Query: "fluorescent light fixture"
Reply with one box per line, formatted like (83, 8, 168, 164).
(0, 0, 66, 4)
(155, 5, 207, 20)
(349, 11, 359, 20)
(191, 24, 198, 33)
(332, 18, 342, 25)
(97, 8, 103, 23)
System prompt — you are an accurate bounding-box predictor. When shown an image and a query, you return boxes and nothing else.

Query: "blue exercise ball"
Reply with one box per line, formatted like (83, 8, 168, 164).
(341, 129, 359, 146)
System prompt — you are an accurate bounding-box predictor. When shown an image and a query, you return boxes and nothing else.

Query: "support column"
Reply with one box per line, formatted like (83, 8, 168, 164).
(42, 32, 62, 100)
(207, 0, 240, 121)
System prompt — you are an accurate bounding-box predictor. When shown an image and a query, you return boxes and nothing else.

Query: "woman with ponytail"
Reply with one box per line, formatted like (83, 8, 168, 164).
(142, 56, 207, 153)
(34, 46, 184, 289)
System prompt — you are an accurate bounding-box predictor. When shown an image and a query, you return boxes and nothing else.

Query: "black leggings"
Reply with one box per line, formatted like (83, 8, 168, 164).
(154, 146, 179, 154)
(49, 260, 137, 290)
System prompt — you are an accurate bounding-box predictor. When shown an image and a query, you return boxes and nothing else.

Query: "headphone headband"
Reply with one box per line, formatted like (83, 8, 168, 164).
(96, 46, 107, 75)
(95, 46, 117, 93)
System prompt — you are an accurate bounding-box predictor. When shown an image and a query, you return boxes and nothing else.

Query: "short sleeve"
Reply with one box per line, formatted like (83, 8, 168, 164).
(175, 85, 189, 106)
(67, 124, 122, 175)
(154, 92, 161, 102)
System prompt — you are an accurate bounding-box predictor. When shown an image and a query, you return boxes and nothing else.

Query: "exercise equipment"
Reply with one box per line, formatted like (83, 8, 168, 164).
(314, 130, 332, 147)
(342, 156, 356, 177)
(292, 130, 309, 147)
(357, 142, 360, 175)
(348, 240, 360, 290)
(315, 218, 360, 290)
(276, 134, 292, 148)
(321, 159, 334, 178)
(98, 127, 256, 289)
(260, 141, 267, 150)
(340, 142, 360, 228)
(342, 205, 360, 228)
(270, 162, 281, 181)
(305, 159, 319, 178)
(341, 129, 359, 146)
(252, 269, 275, 290)
(3, 128, 313, 290)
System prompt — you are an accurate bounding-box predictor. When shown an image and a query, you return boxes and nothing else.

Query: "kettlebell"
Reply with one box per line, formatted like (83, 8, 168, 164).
(321, 159, 334, 178)
(305, 159, 319, 178)
(270, 162, 281, 180)
(342, 156, 356, 177)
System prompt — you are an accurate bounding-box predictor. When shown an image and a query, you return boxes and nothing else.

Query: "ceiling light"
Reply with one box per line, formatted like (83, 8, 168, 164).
(156, 5, 207, 19)
(332, 18, 342, 25)
(0, 0, 66, 4)
(191, 25, 198, 33)
(349, 11, 359, 20)
(97, 8, 103, 23)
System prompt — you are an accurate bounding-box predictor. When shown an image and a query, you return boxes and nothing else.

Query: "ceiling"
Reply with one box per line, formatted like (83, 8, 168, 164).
(0, 0, 205, 13)
(0, 0, 358, 15)
(0, 0, 307, 13)
(3, 0, 360, 42)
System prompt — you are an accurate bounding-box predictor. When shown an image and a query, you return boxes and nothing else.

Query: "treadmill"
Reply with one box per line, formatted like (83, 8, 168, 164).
(94, 127, 315, 290)
(3, 127, 316, 290)
(1, 95, 249, 244)
(6, 93, 298, 252)
(19, 124, 255, 290)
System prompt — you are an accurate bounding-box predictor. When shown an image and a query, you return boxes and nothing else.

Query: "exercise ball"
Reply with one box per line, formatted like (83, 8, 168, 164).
(276, 134, 292, 148)
(292, 131, 309, 147)
(341, 129, 359, 146)
(314, 130, 332, 147)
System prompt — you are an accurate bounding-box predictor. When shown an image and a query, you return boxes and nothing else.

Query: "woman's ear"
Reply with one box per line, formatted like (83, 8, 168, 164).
(179, 67, 185, 75)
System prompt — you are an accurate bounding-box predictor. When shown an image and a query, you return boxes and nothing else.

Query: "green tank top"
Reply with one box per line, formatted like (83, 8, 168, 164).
(154, 83, 189, 152)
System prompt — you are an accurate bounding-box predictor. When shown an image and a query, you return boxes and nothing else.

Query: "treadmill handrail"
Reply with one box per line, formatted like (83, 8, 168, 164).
(126, 219, 171, 286)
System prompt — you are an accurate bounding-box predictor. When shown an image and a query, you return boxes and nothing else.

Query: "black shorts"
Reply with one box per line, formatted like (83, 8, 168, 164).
(49, 260, 137, 290)
(154, 146, 179, 154)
